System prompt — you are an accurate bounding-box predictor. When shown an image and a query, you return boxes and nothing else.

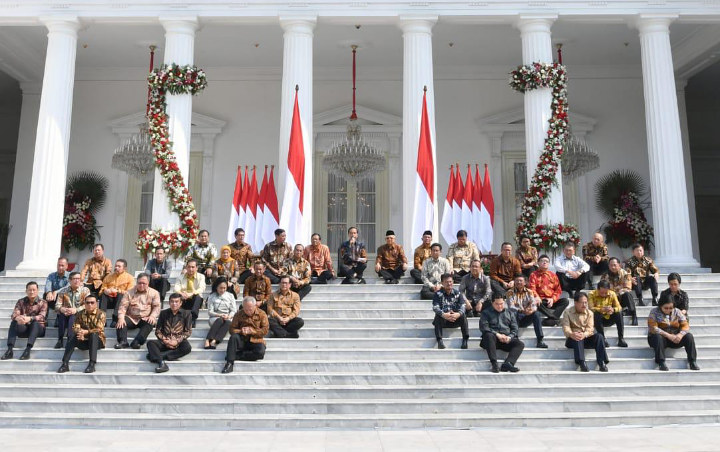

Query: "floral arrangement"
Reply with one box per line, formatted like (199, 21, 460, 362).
(605, 192, 654, 249)
(62, 172, 108, 252)
(136, 63, 208, 259)
(509, 62, 579, 251)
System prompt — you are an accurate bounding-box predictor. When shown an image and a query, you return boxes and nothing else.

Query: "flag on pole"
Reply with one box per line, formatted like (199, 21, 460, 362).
(461, 164, 473, 240)
(245, 166, 259, 250)
(262, 165, 280, 246)
(238, 166, 249, 236)
(280, 87, 306, 246)
(440, 166, 455, 246)
(255, 166, 268, 250)
(471, 164, 483, 249)
(410, 88, 435, 249)
(479, 164, 495, 253)
(452, 163, 464, 237)
(227, 166, 243, 243)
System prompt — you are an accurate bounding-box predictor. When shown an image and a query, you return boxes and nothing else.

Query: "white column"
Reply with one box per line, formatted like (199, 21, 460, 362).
(278, 15, 315, 245)
(636, 15, 699, 268)
(16, 17, 80, 271)
(516, 15, 564, 226)
(152, 17, 197, 230)
(399, 15, 438, 247)
(675, 79, 701, 262)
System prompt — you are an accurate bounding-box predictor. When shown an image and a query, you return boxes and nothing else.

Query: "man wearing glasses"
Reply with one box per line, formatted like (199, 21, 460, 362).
(57, 295, 106, 374)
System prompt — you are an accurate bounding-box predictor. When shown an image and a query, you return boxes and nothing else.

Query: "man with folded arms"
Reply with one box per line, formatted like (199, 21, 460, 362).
(222, 296, 269, 373)
(489, 242, 522, 298)
(554, 242, 589, 299)
(54, 272, 91, 349)
(146, 293, 192, 373)
(304, 233, 335, 284)
(99, 259, 135, 328)
(447, 230, 481, 283)
(505, 275, 547, 349)
(2, 282, 47, 361)
(57, 295, 105, 374)
(115, 274, 161, 350)
(479, 296, 525, 373)
(459, 259, 492, 317)
(562, 292, 608, 372)
(588, 280, 627, 348)
(411, 230, 434, 284)
(174, 259, 205, 327)
(432, 273, 469, 350)
(582, 233, 609, 288)
(243, 260, 273, 312)
(528, 255, 569, 326)
(283, 244, 312, 300)
(420, 243, 452, 300)
(267, 276, 304, 338)
(375, 230, 408, 284)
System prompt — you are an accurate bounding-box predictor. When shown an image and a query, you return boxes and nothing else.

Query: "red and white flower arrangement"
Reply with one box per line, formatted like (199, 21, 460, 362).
(509, 62, 580, 250)
(136, 63, 208, 259)
(62, 190, 100, 252)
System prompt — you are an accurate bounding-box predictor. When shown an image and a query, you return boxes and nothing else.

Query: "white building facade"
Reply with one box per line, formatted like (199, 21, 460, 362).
(0, 1, 718, 273)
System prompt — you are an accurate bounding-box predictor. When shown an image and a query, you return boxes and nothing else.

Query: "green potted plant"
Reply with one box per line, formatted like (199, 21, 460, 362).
(62, 172, 108, 268)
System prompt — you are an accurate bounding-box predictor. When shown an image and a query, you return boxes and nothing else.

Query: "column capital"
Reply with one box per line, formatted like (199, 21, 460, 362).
(398, 15, 437, 34)
(514, 14, 557, 33)
(39, 16, 80, 36)
(19, 81, 42, 95)
(634, 14, 678, 34)
(676, 78, 688, 91)
(159, 16, 199, 35)
(279, 15, 317, 35)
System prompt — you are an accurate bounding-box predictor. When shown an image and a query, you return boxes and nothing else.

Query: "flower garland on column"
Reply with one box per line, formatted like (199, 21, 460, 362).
(136, 63, 208, 259)
(509, 62, 580, 251)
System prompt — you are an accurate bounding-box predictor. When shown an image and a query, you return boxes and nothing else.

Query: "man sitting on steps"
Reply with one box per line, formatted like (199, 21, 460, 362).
(146, 293, 193, 373)
(267, 276, 304, 338)
(432, 273, 469, 350)
(2, 282, 47, 361)
(57, 295, 105, 374)
(375, 230, 408, 284)
(447, 230, 480, 283)
(243, 260, 273, 312)
(411, 230, 433, 284)
(588, 280, 628, 348)
(174, 259, 205, 328)
(420, 243, 452, 300)
(458, 259, 492, 317)
(114, 273, 161, 350)
(562, 292, 609, 372)
(479, 296, 525, 373)
(505, 274, 547, 349)
(222, 296, 270, 373)
(528, 255, 569, 327)
(99, 259, 135, 328)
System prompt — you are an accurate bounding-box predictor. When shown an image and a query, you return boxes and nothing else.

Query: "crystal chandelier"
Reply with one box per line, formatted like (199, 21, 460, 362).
(562, 131, 600, 180)
(323, 45, 386, 183)
(111, 45, 156, 181)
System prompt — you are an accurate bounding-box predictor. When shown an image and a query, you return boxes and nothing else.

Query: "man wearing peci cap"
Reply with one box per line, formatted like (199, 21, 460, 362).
(410, 230, 434, 284)
(375, 230, 408, 284)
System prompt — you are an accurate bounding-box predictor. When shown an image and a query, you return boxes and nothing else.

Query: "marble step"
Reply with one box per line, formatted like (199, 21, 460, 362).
(0, 409, 718, 429)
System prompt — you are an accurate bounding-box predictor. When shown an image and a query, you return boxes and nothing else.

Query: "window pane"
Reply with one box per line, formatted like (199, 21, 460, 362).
(357, 224, 376, 251)
(327, 224, 346, 258)
(327, 193, 347, 223)
(357, 177, 375, 193)
(328, 173, 347, 193)
(356, 193, 375, 223)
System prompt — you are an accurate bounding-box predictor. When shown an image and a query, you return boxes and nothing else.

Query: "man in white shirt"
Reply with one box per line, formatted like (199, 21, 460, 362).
(420, 243, 453, 300)
(553, 242, 590, 299)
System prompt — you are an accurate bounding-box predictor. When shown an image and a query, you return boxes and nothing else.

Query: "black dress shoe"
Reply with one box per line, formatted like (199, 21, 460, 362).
(19, 348, 31, 360)
(357, 278, 366, 284)
(617, 339, 628, 348)
(652, 298, 658, 306)
(221, 361, 234, 374)
(437, 339, 446, 349)
(84, 362, 96, 373)
(658, 362, 669, 371)
(155, 361, 169, 373)
(460, 338, 468, 350)
(637, 299, 645, 307)
(536, 340, 548, 349)
(1, 349, 13, 360)
(57, 363, 70, 373)
(631, 316, 638, 326)
(598, 363, 608, 372)
(490, 362, 500, 373)
(579, 362, 589, 372)
(500, 362, 520, 373)
(689, 361, 700, 371)
(54, 339, 64, 349)
(391, 279, 399, 285)
(130, 342, 141, 349)
(114, 342, 129, 349)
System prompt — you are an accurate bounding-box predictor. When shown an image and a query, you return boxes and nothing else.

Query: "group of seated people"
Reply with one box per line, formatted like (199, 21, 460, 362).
(0, 226, 699, 375)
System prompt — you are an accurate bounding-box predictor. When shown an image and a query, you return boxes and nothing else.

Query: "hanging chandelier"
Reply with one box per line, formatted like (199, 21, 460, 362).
(556, 43, 600, 181)
(111, 45, 156, 181)
(322, 45, 386, 183)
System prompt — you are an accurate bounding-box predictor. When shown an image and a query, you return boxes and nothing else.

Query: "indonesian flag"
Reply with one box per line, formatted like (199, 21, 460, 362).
(262, 165, 280, 246)
(440, 166, 455, 246)
(280, 89, 306, 246)
(410, 89, 435, 249)
(227, 166, 243, 243)
(255, 166, 268, 250)
(237, 166, 249, 237)
(471, 164, 483, 250)
(245, 166, 259, 250)
(461, 164, 473, 241)
(452, 163, 464, 237)
(479, 164, 495, 253)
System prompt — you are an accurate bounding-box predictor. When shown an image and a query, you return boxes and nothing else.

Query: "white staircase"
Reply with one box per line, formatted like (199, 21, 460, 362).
(0, 274, 719, 429)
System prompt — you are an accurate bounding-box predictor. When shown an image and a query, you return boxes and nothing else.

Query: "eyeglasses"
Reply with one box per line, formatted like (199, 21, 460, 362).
(85, 301, 97, 305)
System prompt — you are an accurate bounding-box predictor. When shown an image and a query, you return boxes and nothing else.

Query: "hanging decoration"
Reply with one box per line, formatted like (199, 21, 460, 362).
(135, 63, 208, 259)
(509, 62, 580, 250)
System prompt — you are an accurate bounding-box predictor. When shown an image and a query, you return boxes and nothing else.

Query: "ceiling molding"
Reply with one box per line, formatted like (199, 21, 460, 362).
(314, 103, 402, 127)
(109, 110, 226, 136)
(673, 24, 720, 79)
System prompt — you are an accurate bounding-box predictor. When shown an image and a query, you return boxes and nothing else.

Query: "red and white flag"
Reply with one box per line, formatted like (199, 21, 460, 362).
(262, 165, 280, 246)
(245, 166, 259, 250)
(280, 88, 306, 246)
(452, 163, 464, 237)
(461, 164, 473, 240)
(479, 164, 495, 253)
(227, 166, 243, 243)
(471, 164, 483, 249)
(255, 166, 268, 250)
(237, 166, 249, 236)
(440, 166, 455, 246)
(410, 89, 435, 249)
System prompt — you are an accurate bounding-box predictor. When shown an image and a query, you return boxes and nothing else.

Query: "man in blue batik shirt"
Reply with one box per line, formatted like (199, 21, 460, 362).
(432, 273, 469, 350)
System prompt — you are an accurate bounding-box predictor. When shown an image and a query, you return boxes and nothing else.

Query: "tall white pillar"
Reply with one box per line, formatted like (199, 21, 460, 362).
(399, 15, 438, 248)
(675, 79, 701, 262)
(636, 15, 699, 268)
(16, 17, 80, 271)
(278, 15, 315, 246)
(152, 17, 197, 230)
(516, 15, 564, 226)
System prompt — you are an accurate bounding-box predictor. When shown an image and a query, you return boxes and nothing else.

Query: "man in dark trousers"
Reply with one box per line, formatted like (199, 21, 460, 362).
(145, 293, 193, 373)
(479, 296, 525, 373)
